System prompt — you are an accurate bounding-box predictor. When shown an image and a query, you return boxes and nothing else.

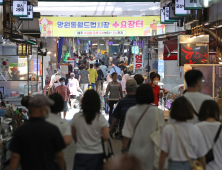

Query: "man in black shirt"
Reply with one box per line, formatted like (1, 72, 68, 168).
(10, 95, 66, 170)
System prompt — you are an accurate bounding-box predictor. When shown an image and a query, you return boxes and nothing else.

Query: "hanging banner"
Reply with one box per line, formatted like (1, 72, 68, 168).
(165, 6, 178, 22)
(175, 0, 191, 16)
(169, 3, 181, 20)
(20, 5, 33, 20)
(184, 0, 202, 9)
(133, 54, 143, 72)
(160, 8, 174, 24)
(39, 16, 165, 37)
(13, 1, 28, 17)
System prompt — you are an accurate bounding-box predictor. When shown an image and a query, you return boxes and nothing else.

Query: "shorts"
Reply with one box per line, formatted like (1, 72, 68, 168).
(64, 101, 69, 112)
(95, 80, 102, 86)
(70, 95, 76, 99)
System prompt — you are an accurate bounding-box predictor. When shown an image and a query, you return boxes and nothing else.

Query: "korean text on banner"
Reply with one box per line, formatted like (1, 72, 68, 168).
(39, 16, 165, 37)
(133, 54, 143, 72)
(61, 64, 68, 75)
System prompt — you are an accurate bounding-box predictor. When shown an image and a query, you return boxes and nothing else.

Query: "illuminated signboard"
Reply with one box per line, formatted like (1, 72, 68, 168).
(13, 1, 28, 17)
(39, 16, 165, 37)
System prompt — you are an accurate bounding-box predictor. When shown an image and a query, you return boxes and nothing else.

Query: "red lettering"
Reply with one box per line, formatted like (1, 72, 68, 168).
(135, 64, 142, 68)
(182, 49, 194, 60)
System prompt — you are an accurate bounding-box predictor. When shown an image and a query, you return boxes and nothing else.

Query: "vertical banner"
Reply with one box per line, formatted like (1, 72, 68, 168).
(13, 1, 28, 17)
(133, 54, 143, 73)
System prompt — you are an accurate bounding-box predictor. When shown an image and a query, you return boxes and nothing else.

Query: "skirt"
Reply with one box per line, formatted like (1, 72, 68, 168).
(168, 160, 192, 170)
(73, 153, 103, 170)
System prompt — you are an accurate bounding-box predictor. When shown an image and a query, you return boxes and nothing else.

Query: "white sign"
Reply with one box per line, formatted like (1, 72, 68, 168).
(20, 5, 33, 20)
(13, 1, 27, 17)
(160, 8, 165, 23)
(165, 7, 170, 21)
(169, 3, 181, 19)
(185, 0, 202, 9)
(133, 54, 143, 72)
(175, 0, 191, 16)
(61, 64, 68, 75)
(0, 0, 3, 5)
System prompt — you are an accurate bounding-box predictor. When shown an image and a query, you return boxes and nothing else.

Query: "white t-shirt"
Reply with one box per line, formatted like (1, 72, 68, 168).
(160, 122, 207, 161)
(46, 113, 71, 137)
(168, 92, 213, 124)
(197, 121, 222, 170)
(122, 104, 165, 170)
(71, 112, 109, 154)
(89, 60, 96, 66)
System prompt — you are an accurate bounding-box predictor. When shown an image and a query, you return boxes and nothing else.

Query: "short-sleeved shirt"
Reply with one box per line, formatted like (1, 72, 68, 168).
(88, 69, 98, 83)
(148, 83, 160, 106)
(71, 113, 109, 154)
(54, 85, 70, 101)
(9, 118, 66, 170)
(105, 81, 123, 100)
(160, 122, 207, 161)
(89, 60, 96, 66)
(99, 65, 108, 78)
(103, 56, 110, 66)
(110, 66, 122, 82)
(46, 113, 71, 137)
(112, 55, 117, 65)
(97, 69, 104, 80)
(112, 95, 137, 132)
(67, 78, 79, 95)
(79, 70, 89, 84)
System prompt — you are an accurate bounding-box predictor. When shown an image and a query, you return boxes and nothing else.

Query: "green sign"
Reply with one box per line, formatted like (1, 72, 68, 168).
(9, 63, 18, 67)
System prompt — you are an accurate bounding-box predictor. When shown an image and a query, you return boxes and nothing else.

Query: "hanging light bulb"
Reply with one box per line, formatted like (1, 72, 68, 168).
(199, 0, 213, 8)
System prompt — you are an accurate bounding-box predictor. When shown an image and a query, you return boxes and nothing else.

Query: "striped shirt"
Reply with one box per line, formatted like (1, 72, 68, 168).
(105, 81, 123, 100)
(113, 95, 137, 133)
(79, 70, 89, 84)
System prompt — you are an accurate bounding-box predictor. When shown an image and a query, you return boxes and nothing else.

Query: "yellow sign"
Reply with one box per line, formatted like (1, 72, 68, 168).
(39, 16, 165, 37)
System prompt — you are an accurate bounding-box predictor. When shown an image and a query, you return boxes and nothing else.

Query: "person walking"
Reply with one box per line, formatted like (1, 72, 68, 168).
(95, 63, 104, 94)
(169, 69, 212, 124)
(112, 52, 118, 66)
(121, 71, 130, 97)
(78, 64, 91, 93)
(159, 96, 207, 170)
(110, 63, 122, 82)
(54, 77, 71, 119)
(122, 84, 165, 170)
(134, 74, 144, 87)
(110, 79, 137, 138)
(67, 73, 80, 108)
(197, 100, 222, 170)
(105, 72, 123, 125)
(74, 67, 79, 80)
(10, 95, 66, 170)
(47, 93, 71, 146)
(99, 61, 108, 81)
(71, 90, 110, 170)
(88, 64, 98, 90)
(103, 52, 110, 68)
(148, 73, 160, 106)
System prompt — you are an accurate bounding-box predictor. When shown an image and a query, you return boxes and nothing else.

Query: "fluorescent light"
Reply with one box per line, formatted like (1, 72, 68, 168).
(92, 44, 97, 45)
(100, 44, 104, 45)
(112, 44, 119, 46)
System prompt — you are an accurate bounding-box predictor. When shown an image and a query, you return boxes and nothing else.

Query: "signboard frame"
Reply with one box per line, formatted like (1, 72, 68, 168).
(13, 1, 28, 17)
(20, 5, 33, 20)
(184, 0, 202, 10)
(175, 0, 191, 16)
(160, 8, 174, 24)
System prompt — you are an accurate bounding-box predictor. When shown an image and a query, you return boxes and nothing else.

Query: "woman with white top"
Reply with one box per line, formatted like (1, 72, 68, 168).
(122, 84, 165, 170)
(159, 97, 207, 170)
(71, 90, 110, 170)
(197, 100, 222, 170)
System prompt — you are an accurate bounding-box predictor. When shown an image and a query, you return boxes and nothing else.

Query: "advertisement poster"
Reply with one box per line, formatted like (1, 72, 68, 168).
(39, 16, 165, 37)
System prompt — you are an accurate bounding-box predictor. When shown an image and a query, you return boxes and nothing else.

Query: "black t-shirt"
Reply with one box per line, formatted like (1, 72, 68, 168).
(9, 117, 66, 170)
(97, 69, 104, 80)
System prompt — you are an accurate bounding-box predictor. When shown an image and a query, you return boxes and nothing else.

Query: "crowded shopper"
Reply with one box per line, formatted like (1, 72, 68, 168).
(88, 64, 98, 90)
(78, 64, 91, 93)
(110, 79, 137, 138)
(50, 75, 61, 92)
(159, 97, 207, 170)
(121, 71, 130, 97)
(67, 73, 80, 108)
(103, 52, 110, 68)
(169, 69, 212, 124)
(105, 72, 123, 125)
(148, 73, 160, 106)
(88, 56, 96, 68)
(99, 61, 108, 80)
(74, 67, 79, 80)
(71, 90, 110, 170)
(47, 93, 71, 146)
(10, 95, 66, 170)
(78, 57, 84, 69)
(54, 77, 71, 119)
(104, 154, 143, 170)
(95, 63, 104, 94)
(122, 84, 165, 170)
(68, 62, 73, 76)
(197, 100, 222, 170)
(110, 62, 122, 82)
(134, 74, 144, 86)
(112, 52, 118, 65)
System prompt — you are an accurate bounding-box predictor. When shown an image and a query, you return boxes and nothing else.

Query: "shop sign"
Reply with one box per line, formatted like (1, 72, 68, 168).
(160, 8, 174, 24)
(169, 3, 181, 20)
(13, 1, 28, 17)
(175, 0, 191, 16)
(0, 0, 3, 5)
(184, 0, 202, 10)
(178, 44, 209, 66)
(165, 6, 178, 22)
(39, 16, 165, 37)
(133, 54, 143, 72)
(20, 5, 33, 20)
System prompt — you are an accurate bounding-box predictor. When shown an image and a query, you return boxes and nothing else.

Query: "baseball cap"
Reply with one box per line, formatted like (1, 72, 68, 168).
(114, 52, 117, 55)
(29, 94, 54, 107)
(126, 79, 137, 93)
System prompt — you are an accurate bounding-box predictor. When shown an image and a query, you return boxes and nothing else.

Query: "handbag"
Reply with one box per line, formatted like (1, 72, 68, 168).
(150, 108, 168, 169)
(113, 67, 122, 81)
(102, 139, 114, 163)
(173, 125, 204, 170)
(205, 124, 222, 163)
